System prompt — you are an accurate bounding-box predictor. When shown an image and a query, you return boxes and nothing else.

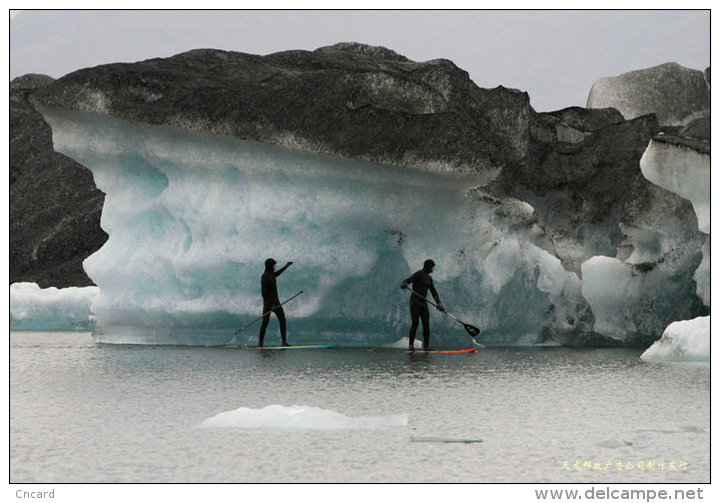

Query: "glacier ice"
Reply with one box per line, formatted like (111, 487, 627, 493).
(200, 404, 408, 430)
(640, 316, 710, 361)
(695, 238, 710, 306)
(36, 107, 592, 346)
(10, 282, 98, 331)
(637, 137, 709, 308)
(577, 134, 710, 342)
(40, 108, 504, 345)
(581, 257, 638, 340)
(32, 106, 707, 347)
(640, 139, 710, 234)
(580, 255, 706, 344)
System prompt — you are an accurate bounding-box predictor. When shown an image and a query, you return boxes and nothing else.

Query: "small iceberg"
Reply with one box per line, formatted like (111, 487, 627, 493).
(410, 436, 482, 444)
(636, 425, 709, 434)
(640, 316, 709, 361)
(200, 404, 408, 430)
(595, 435, 650, 449)
(10, 282, 99, 331)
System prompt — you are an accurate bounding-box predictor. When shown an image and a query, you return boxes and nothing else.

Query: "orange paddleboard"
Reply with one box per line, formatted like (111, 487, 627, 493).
(407, 347, 477, 354)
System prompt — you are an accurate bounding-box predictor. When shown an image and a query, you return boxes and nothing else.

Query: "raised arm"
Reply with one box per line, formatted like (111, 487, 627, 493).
(275, 261, 294, 277)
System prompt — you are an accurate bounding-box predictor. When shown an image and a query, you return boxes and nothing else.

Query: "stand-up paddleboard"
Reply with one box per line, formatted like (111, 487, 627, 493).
(257, 344, 337, 350)
(406, 347, 477, 354)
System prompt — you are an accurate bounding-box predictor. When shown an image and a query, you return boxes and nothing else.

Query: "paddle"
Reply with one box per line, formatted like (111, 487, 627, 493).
(229, 291, 304, 344)
(406, 288, 481, 337)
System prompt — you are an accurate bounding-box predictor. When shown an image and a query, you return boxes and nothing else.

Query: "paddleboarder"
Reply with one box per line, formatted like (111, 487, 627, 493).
(259, 258, 293, 347)
(400, 259, 445, 351)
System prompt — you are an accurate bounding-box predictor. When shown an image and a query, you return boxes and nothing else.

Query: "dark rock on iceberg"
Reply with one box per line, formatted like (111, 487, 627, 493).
(654, 116, 710, 155)
(28, 44, 701, 277)
(30, 43, 533, 175)
(10, 74, 107, 287)
(587, 62, 710, 126)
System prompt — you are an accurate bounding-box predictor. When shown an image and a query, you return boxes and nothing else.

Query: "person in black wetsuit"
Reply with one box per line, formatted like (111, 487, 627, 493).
(400, 259, 445, 351)
(258, 258, 293, 347)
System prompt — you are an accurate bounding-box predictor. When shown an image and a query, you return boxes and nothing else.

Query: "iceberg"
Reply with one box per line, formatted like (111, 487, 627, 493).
(17, 48, 708, 348)
(10, 282, 99, 331)
(35, 107, 607, 347)
(640, 316, 710, 361)
(27, 102, 708, 348)
(200, 404, 408, 430)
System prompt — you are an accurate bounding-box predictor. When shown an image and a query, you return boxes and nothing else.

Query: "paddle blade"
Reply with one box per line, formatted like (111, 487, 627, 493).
(464, 324, 481, 337)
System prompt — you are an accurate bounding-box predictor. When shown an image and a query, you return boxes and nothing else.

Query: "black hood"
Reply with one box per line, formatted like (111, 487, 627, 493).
(423, 259, 435, 273)
(264, 258, 277, 272)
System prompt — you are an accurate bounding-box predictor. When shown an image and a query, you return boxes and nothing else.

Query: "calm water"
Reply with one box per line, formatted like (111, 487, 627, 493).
(10, 331, 709, 483)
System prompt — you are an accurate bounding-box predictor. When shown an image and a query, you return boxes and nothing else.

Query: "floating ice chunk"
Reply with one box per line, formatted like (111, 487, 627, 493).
(640, 316, 709, 361)
(595, 435, 650, 449)
(636, 425, 709, 433)
(410, 436, 482, 443)
(200, 404, 408, 430)
(595, 436, 633, 448)
(10, 282, 99, 331)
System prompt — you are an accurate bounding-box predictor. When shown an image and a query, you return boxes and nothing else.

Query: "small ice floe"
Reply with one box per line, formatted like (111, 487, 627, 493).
(10, 282, 99, 331)
(200, 404, 408, 430)
(410, 436, 483, 444)
(595, 435, 650, 449)
(636, 425, 709, 434)
(640, 316, 709, 361)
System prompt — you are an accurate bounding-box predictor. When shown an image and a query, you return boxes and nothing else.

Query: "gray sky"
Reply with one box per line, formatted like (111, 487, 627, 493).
(9, 9, 710, 112)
